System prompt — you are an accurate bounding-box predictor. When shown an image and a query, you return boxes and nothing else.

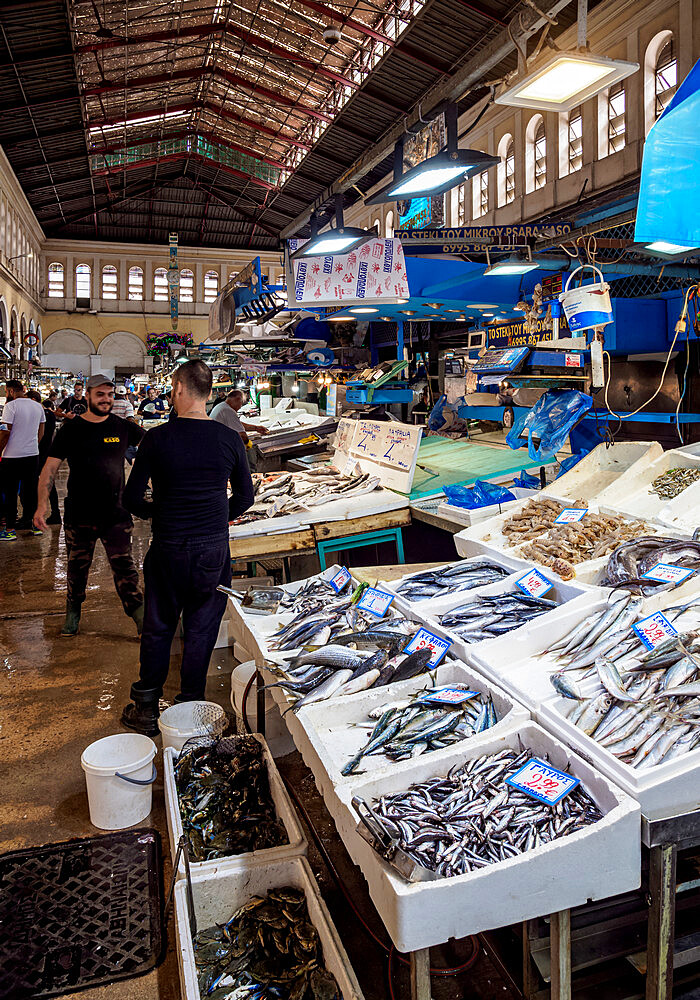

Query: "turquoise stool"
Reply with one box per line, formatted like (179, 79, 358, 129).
(317, 528, 405, 570)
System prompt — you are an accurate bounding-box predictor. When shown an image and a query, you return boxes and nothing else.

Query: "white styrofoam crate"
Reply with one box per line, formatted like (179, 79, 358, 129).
(435, 487, 538, 528)
(163, 736, 306, 880)
(293, 659, 529, 795)
(597, 449, 700, 538)
(543, 441, 663, 504)
(174, 856, 364, 1000)
(229, 488, 407, 538)
(332, 722, 640, 952)
(381, 551, 531, 611)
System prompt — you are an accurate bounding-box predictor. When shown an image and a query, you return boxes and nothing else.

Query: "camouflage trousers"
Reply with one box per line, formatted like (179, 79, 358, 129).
(64, 520, 143, 616)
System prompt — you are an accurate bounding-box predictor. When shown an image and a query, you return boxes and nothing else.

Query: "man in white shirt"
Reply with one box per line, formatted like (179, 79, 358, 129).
(0, 379, 45, 540)
(210, 389, 268, 446)
(111, 386, 135, 421)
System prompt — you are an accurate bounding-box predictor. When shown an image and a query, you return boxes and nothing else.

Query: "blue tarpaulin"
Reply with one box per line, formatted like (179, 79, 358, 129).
(635, 58, 700, 248)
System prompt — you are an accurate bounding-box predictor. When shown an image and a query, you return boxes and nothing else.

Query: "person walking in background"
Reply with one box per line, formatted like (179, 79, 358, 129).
(26, 391, 61, 525)
(0, 380, 45, 541)
(58, 380, 87, 420)
(34, 374, 145, 637)
(120, 360, 254, 735)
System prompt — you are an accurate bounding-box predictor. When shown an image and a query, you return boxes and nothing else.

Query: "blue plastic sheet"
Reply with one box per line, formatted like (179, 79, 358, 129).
(427, 394, 448, 431)
(635, 58, 700, 248)
(556, 451, 589, 478)
(506, 389, 593, 461)
(513, 469, 540, 490)
(444, 480, 516, 510)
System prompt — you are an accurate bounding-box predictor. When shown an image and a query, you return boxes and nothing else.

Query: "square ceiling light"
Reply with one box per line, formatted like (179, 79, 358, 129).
(495, 52, 639, 112)
(366, 149, 499, 205)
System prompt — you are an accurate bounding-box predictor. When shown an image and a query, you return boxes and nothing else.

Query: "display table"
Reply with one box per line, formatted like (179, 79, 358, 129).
(410, 437, 553, 499)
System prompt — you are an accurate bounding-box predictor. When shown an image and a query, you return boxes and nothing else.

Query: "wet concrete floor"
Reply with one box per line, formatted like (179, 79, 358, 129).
(0, 486, 522, 1000)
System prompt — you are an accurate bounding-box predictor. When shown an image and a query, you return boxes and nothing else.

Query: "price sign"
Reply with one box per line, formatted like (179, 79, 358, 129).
(641, 562, 695, 586)
(554, 508, 588, 524)
(506, 757, 580, 806)
(419, 686, 479, 706)
(329, 567, 351, 593)
(633, 612, 677, 650)
(356, 587, 395, 618)
(515, 568, 554, 598)
(564, 354, 582, 368)
(344, 457, 359, 476)
(403, 628, 451, 668)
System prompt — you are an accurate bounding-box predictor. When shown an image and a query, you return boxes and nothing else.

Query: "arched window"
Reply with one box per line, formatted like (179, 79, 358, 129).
(102, 264, 118, 299)
(75, 263, 91, 302)
(567, 107, 583, 173)
(457, 182, 467, 224)
(525, 115, 546, 194)
(534, 119, 546, 189)
(128, 266, 144, 300)
(154, 267, 168, 301)
(385, 211, 394, 238)
(204, 270, 219, 303)
(48, 262, 64, 297)
(180, 268, 194, 303)
(644, 30, 676, 135)
(473, 170, 489, 219)
(497, 134, 515, 207)
(607, 82, 626, 154)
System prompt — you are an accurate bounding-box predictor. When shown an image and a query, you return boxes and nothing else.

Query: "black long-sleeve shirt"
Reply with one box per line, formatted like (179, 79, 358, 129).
(123, 416, 254, 539)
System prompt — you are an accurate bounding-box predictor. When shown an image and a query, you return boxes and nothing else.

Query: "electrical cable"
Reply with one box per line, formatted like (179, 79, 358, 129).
(675, 307, 693, 443)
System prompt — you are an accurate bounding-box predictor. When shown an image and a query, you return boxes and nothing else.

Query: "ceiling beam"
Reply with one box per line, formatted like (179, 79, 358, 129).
(183, 177, 280, 238)
(89, 128, 286, 171)
(279, 0, 576, 237)
(75, 22, 358, 90)
(91, 150, 278, 191)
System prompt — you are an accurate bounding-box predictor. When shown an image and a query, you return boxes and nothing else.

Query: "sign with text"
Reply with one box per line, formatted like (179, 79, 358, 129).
(486, 313, 571, 349)
(356, 587, 395, 617)
(554, 508, 588, 524)
(633, 612, 678, 650)
(515, 568, 554, 599)
(332, 417, 422, 494)
(396, 223, 572, 255)
(329, 566, 352, 593)
(287, 238, 409, 307)
(641, 563, 695, 586)
(506, 758, 580, 805)
(403, 628, 451, 667)
(419, 687, 479, 706)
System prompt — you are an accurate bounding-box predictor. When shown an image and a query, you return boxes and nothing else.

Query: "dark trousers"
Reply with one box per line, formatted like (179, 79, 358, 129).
(0, 455, 39, 529)
(64, 520, 143, 615)
(137, 533, 231, 701)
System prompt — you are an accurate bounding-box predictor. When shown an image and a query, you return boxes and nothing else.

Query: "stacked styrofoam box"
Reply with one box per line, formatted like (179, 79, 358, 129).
(174, 857, 365, 1000)
(541, 441, 663, 504)
(290, 659, 529, 807)
(597, 448, 700, 537)
(381, 552, 532, 613)
(472, 581, 700, 820)
(435, 487, 538, 528)
(163, 736, 306, 880)
(330, 722, 640, 951)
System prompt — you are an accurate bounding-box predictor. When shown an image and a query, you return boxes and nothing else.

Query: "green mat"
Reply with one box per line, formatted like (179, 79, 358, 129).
(410, 437, 554, 499)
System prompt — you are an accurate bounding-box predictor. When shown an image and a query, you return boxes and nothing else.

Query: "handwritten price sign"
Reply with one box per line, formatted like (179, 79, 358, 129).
(329, 567, 352, 593)
(633, 611, 677, 650)
(641, 562, 695, 586)
(506, 758, 580, 805)
(419, 686, 479, 706)
(515, 568, 554, 598)
(356, 587, 395, 618)
(403, 628, 451, 667)
(554, 508, 588, 524)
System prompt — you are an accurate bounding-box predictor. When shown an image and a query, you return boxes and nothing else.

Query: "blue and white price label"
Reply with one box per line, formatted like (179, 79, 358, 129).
(554, 508, 588, 524)
(506, 757, 580, 806)
(419, 686, 479, 706)
(515, 568, 554, 598)
(356, 587, 395, 618)
(329, 567, 351, 593)
(641, 562, 695, 586)
(404, 628, 451, 668)
(633, 611, 678, 650)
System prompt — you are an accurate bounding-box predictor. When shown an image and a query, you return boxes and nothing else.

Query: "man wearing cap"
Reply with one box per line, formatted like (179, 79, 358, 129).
(34, 374, 146, 637)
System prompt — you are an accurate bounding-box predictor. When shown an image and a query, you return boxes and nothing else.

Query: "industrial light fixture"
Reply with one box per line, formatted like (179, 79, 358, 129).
(290, 197, 373, 261)
(395, 297, 410, 304)
(644, 241, 700, 256)
(496, 52, 638, 112)
(484, 248, 538, 276)
(365, 103, 499, 205)
(349, 307, 379, 314)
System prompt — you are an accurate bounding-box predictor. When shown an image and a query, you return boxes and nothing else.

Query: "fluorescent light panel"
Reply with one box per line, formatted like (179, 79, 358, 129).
(89, 109, 189, 135)
(496, 53, 639, 112)
(486, 261, 538, 275)
(390, 165, 471, 197)
(645, 241, 700, 255)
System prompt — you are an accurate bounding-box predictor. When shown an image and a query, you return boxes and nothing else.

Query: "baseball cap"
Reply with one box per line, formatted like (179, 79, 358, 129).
(86, 373, 114, 390)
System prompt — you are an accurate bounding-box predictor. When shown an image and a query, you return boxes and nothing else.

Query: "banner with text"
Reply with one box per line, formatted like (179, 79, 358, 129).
(287, 238, 410, 308)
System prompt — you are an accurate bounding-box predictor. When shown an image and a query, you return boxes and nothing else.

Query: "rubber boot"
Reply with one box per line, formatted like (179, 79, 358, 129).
(121, 684, 160, 737)
(130, 603, 145, 636)
(60, 600, 81, 637)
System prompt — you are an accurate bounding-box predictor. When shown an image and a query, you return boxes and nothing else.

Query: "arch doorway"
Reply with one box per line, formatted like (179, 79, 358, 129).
(98, 332, 147, 378)
(42, 329, 94, 375)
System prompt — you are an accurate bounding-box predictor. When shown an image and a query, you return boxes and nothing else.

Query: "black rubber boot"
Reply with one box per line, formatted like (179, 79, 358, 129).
(60, 600, 81, 637)
(121, 684, 160, 737)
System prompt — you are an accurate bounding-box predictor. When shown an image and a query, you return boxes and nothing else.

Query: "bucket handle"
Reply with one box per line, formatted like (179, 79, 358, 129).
(115, 762, 157, 785)
(563, 264, 605, 293)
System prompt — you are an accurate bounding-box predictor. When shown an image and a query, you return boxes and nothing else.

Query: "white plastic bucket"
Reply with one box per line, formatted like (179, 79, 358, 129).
(559, 264, 613, 332)
(231, 661, 295, 758)
(81, 733, 157, 830)
(158, 700, 227, 752)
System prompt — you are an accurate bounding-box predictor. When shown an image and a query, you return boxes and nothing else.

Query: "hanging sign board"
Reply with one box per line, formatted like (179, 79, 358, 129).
(287, 238, 410, 308)
(486, 314, 570, 349)
(168, 233, 179, 330)
(332, 418, 422, 494)
(396, 223, 572, 255)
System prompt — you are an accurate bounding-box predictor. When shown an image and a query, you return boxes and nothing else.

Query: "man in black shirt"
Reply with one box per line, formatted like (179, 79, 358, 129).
(137, 386, 166, 418)
(121, 359, 254, 735)
(34, 373, 145, 637)
(58, 380, 87, 419)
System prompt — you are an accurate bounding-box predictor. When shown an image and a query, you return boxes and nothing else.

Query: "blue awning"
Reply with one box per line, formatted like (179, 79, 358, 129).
(634, 58, 700, 248)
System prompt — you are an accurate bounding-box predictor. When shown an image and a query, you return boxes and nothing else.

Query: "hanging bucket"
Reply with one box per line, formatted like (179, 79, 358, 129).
(558, 264, 613, 332)
(81, 733, 157, 830)
(158, 700, 227, 752)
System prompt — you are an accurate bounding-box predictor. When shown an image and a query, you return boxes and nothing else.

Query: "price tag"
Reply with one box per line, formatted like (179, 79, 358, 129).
(641, 562, 695, 586)
(515, 568, 554, 598)
(329, 567, 351, 593)
(344, 457, 359, 476)
(506, 757, 580, 806)
(633, 611, 677, 650)
(418, 686, 479, 706)
(403, 628, 451, 668)
(554, 508, 588, 524)
(356, 587, 395, 618)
